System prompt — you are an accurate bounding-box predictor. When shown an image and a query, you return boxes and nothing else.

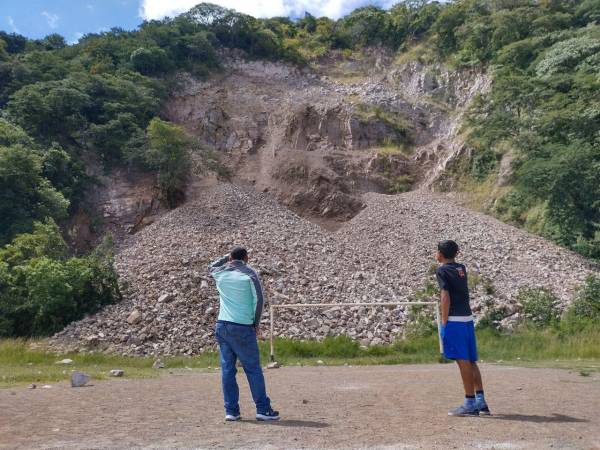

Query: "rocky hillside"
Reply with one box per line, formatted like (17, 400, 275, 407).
(96, 52, 490, 237)
(50, 183, 596, 356)
(161, 51, 489, 226)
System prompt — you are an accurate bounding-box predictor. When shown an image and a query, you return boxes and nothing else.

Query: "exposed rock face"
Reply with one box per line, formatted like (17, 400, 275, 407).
(50, 183, 597, 356)
(163, 51, 488, 225)
(283, 104, 402, 151)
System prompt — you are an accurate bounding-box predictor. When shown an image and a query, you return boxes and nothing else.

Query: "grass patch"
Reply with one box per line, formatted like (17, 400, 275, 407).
(376, 143, 412, 157)
(354, 104, 413, 141)
(454, 173, 501, 211)
(476, 327, 600, 362)
(0, 339, 219, 388)
(2, 324, 600, 387)
(389, 174, 415, 194)
(393, 43, 437, 66)
(329, 73, 368, 85)
(272, 326, 600, 370)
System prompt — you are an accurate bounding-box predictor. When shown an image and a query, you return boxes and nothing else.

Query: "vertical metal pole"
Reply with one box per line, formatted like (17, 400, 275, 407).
(269, 306, 275, 362)
(435, 301, 443, 356)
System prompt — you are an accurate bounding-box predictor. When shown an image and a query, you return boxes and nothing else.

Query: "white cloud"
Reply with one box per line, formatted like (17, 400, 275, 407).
(69, 32, 84, 44)
(41, 11, 60, 29)
(139, 0, 383, 21)
(6, 16, 19, 33)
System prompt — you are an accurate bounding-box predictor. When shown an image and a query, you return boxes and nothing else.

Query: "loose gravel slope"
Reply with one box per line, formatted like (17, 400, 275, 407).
(50, 183, 597, 356)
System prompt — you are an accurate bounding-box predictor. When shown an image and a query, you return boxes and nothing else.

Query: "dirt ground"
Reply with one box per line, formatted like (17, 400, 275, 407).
(1, 364, 599, 450)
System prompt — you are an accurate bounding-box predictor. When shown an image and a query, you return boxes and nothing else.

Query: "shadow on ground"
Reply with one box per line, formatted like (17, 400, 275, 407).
(242, 419, 329, 428)
(483, 413, 587, 424)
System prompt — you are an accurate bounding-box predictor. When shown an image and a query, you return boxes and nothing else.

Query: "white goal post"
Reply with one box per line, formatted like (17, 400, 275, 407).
(268, 298, 443, 362)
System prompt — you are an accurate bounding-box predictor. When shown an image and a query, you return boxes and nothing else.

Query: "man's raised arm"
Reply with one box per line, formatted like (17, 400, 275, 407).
(208, 254, 230, 275)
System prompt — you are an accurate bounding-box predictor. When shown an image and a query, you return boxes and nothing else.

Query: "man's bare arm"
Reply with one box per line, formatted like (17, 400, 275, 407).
(440, 289, 450, 326)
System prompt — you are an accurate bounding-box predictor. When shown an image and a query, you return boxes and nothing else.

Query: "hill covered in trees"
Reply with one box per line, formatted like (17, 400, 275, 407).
(0, 0, 599, 338)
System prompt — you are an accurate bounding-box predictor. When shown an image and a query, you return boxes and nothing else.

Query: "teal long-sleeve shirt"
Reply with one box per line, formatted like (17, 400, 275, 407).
(208, 255, 264, 326)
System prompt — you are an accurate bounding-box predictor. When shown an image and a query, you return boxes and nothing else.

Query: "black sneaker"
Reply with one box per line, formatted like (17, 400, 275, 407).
(477, 403, 492, 416)
(256, 409, 280, 421)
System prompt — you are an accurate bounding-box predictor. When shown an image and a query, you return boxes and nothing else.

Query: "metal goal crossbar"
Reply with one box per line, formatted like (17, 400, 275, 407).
(268, 300, 443, 362)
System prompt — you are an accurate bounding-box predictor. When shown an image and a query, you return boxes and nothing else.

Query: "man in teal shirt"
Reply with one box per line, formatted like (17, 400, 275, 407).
(209, 246, 280, 422)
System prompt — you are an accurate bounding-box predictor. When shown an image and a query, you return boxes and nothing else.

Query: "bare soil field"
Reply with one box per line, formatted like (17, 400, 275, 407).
(1, 364, 599, 450)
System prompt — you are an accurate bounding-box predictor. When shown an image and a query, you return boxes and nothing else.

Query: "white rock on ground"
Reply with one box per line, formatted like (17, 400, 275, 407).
(55, 359, 73, 365)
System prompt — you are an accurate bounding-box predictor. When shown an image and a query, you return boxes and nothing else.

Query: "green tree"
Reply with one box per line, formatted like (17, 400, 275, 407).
(0, 146, 69, 244)
(130, 47, 173, 75)
(431, 1, 469, 55)
(0, 39, 9, 61)
(0, 228, 121, 337)
(517, 287, 561, 326)
(536, 35, 600, 77)
(7, 80, 91, 141)
(0, 31, 28, 54)
(0, 119, 35, 148)
(89, 112, 145, 164)
(568, 275, 600, 320)
(337, 6, 391, 48)
(575, 0, 600, 25)
(143, 117, 192, 207)
(0, 219, 67, 267)
(40, 33, 67, 50)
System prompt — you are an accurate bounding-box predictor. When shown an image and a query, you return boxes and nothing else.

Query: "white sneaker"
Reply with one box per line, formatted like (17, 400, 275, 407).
(225, 414, 241, 421)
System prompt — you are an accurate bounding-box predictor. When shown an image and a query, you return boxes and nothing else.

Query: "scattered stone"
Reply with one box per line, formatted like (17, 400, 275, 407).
(109, 369, 124, 377)
(157, 293, 173, 303)
(126, 310, 142, 325)
(71, 371, 90, 387)
(41, 385, 52, 389)
(317, 360, 325, 365)
(56, 359, 73, 365)
(28, 384, 36, 389)
(85, 335, 99, 346)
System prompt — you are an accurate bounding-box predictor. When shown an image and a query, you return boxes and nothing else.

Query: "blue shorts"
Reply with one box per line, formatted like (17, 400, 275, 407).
(442, 320, 478, 362)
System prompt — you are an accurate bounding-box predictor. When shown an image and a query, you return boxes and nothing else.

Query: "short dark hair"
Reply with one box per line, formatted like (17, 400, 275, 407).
(438, 240, 459, 259)
(230, 246, 248, 261)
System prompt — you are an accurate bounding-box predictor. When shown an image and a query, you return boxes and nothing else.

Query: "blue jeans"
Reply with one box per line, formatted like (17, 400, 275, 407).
(215, 321, 271, 415)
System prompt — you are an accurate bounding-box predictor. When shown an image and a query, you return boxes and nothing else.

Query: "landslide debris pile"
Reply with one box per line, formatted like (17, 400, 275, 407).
(51, 184, 597, 356)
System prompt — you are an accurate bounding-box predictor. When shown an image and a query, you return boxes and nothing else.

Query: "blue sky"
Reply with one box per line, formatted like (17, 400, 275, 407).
(2, 0, 140, 43)
(2, 0, 399, 44)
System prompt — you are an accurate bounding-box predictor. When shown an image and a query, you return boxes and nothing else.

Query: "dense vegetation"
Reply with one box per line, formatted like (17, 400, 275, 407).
(0, 221, 120, 337)
(0, 1, 598, 337)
